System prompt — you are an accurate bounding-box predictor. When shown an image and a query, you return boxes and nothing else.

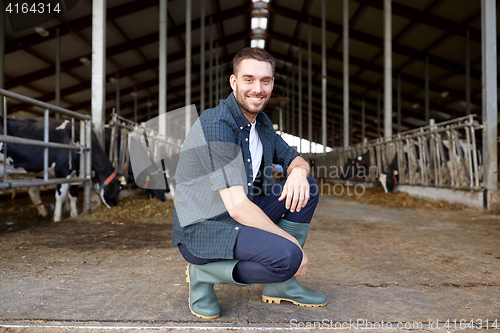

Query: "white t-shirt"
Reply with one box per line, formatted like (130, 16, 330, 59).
(249, 121, 263, 181)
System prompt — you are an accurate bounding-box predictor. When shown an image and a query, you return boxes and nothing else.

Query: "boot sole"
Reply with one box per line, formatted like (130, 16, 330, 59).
(262, 295, 327, 307)
(185, 264, 220, 319)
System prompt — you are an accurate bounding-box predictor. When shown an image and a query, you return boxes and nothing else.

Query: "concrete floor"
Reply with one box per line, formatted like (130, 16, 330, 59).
(0, 195, 499, 332)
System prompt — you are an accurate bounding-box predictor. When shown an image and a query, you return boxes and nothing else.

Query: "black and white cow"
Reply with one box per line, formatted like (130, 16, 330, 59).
(0, 117, 121, 221)
(341, 151, 377, 180)
(378, 153, 402, 193)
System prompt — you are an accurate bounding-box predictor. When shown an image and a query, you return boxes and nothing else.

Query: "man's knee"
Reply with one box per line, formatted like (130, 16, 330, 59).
(274, 241, 302, 281)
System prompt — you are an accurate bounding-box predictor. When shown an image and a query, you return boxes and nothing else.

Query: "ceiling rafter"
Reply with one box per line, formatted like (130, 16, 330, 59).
(268, 2, 482, 80)
(5, 4, 253, 91)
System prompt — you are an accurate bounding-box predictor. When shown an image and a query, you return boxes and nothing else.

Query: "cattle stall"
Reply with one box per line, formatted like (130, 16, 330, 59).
(0, 89, 93, 216)
(305, 115, 484, 206)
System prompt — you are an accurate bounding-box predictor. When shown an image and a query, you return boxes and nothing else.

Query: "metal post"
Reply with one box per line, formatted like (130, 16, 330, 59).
(377, 87, 381, 137)
(384, 0, 392, 139)
(397, 74, 401, 133)
(147, 95, 151, 120)
(0, 0, 4, 117)
(481, 0, 498, 197)
(2, 97, 6, 182)
(279, 107, 283, 134)
(55, 27, 61, 119)
(91, 0, 106, 148)
(298, 43, 302, 152)
(209, 17, 213, 108)
(215, 43, 219, 105)
(343, 0, 349, 147)
(133, 89, 138, 123)
(331, 116, 335, 147)
(308, 19, 312, 153)
(115, 74, 120, 115)
(292, 64, 295, 137)
(362, 98, 365, 142)
(200, 0, 205, 113)
(159, 0, 167, 136)
(44, 109, 49, 181)
(286, 68, 290, 134)
(425, 54, 429, 123)
(466, 28, 471, 115)
(321, 0, 327, 153)
(185, 0, 192, 138)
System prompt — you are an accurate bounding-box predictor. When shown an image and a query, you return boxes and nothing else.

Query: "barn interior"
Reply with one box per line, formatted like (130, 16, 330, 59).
(1, 0, 500, 331)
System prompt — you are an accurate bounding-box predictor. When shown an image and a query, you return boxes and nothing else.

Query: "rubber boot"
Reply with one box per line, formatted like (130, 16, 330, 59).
(262, 219, 328, 307)
(186, 260, 251, 319)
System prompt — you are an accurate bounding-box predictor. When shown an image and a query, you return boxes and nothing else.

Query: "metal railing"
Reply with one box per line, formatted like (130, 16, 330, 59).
(306, 115, 484, 191)
(107, 112, 182, 191)
(0, 89, 92, 212)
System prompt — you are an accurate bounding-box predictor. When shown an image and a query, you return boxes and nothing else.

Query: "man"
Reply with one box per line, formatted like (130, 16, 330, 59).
(171, 47, 327, 319)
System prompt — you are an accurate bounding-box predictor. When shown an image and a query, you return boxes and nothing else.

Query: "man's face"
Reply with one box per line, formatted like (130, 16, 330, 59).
(230, 59, 274, 118)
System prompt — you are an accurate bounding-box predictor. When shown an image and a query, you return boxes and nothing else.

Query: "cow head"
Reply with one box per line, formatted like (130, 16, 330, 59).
(342, 154, 369, 179)
(99, 172, 122, 208)
(379, 170, 399, 193)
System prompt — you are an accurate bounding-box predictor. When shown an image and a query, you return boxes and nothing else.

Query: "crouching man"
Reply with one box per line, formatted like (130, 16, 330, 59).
(171, 47, 327, 319)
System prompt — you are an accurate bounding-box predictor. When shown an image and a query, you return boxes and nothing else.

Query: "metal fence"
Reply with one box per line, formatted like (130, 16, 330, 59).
(0, 89, 92, 212)
(305, 115, 484, 191)
(107, 112, 182, 193)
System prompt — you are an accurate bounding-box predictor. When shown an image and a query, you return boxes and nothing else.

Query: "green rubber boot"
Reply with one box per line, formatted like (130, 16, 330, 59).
(262, 219, 328, 307)
(186, 260, 250, 319)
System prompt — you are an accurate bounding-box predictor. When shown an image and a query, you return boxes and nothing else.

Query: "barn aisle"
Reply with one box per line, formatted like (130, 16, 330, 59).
(0, 194, 499, 332)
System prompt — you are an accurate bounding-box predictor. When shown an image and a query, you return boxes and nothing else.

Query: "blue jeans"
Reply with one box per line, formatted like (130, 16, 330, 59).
(178, 177, 319, 284)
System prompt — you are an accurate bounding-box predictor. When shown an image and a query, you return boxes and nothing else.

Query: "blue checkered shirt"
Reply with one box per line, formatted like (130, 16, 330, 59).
(171, 93, 300, 259)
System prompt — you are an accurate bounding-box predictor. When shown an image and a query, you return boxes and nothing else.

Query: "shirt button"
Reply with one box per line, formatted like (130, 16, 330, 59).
(235, 227, 239, 231)
(247, 182, 251, 186)
(247, 124, 251, 127)
(240, 126, 243, 130)
(247, 158, 251, 162)
(245, 138, 248, 142)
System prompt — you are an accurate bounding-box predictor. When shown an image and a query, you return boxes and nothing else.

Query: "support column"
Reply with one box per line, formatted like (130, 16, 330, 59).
(425, 54, 429, 123)
(215, 43, 219, 105)
(321, 0, 327, 153)
(159, 0, 167, 136)
(481, 0, 498, 201)
(55, 27, 61, 119)
(383, 0, 392, 139)
(362, 99, 365, 142)
(91, 0, 106, 147)
(466, 28, 471, 115)
(209, 17, 213, 108)
(308, 19, 312, 153)
(132, 89, 138, 123)
(115, 74, 120, 115)
(377, 87, 381, 137)
(200, 0, 205, 113)
(343, 0, 349, 147)
(298, 43, 303, 152)
(185, 0, 192, 137)
(0, 0, 4, 116)
(397, 74, 401, 133)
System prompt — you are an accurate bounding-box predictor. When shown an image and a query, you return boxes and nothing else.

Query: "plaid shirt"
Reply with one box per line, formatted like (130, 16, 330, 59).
(171, 93, 300, 259)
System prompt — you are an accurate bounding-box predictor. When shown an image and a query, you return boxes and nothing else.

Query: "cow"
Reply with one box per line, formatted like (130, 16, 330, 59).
(378, 153, 402, 193)
(341, 151, 378, 180)
(1, 117, 122, 222)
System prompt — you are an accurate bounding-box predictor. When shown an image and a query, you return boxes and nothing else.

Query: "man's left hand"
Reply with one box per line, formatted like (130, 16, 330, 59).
(278, 167, 309, 213)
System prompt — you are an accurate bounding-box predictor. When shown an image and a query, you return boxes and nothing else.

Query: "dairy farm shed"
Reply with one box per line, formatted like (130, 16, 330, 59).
(0, 0, 499, 332)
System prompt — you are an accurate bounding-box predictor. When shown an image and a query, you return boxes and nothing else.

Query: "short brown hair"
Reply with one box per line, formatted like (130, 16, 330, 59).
(233, 47, 275, 76)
